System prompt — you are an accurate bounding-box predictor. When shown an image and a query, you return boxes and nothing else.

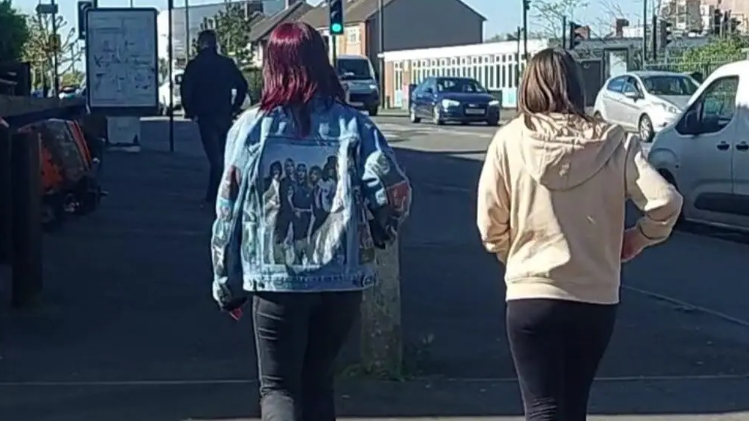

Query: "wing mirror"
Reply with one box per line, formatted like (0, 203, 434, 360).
(623, 91, 640, 100)
(680, 109, 700, 135)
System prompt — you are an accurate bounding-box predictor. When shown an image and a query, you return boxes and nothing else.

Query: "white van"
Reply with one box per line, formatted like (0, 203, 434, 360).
(648, 60, 749, 231)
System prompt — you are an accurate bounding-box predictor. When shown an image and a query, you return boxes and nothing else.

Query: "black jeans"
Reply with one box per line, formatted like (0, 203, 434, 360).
(197, 116, 232, 204)
(506, 299, 617, 421)
(253, 291, 362, 421)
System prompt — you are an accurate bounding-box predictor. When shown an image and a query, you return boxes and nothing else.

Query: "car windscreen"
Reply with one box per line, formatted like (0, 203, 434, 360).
(337, 59, 373, 80)
(641, 75, 698, 96)
(436, 78, 487, 93)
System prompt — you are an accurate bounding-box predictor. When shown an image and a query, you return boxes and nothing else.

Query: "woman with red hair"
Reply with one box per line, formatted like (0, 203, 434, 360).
(210, 22, 412, 420)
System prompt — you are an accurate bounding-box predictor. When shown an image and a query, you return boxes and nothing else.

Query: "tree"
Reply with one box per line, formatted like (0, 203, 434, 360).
(485, 34, 503, 43)
(0, 0, 29, 63)
(530, 0, 589, 41)
(22, 13, 81, 87)
(190, 3, 253, 70)
(60, 69, 83, 87)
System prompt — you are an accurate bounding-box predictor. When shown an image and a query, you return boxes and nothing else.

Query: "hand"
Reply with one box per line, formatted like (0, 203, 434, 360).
(621, 228, 646, 262)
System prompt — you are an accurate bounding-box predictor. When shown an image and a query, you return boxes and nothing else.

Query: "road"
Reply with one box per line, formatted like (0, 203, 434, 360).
(0, 115, 748, 420)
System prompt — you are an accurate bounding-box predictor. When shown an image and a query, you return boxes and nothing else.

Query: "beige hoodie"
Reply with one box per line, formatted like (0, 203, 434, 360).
(477, 113, 683, 305)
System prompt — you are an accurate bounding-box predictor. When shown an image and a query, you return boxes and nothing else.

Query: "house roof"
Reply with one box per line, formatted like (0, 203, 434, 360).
(299, 0, 486, 29)
(249, 2, 314, 43)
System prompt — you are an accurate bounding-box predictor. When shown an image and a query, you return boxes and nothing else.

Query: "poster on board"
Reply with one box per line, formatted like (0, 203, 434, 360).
(85, 8, 158, 115)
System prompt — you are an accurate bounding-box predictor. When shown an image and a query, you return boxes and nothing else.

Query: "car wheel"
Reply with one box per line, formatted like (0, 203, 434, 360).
(639, 114, 655, 143)
(486, 117, 500, 126)
(409, 104, 421, 123)
(368, 106, 379, 117)
(432, 105, 444, 126)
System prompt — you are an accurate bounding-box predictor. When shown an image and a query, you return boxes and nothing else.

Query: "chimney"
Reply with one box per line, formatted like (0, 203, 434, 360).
(614, 18, 630, 37)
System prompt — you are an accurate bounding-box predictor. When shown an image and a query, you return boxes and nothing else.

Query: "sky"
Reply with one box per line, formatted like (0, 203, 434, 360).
(15, 0, 646, 41)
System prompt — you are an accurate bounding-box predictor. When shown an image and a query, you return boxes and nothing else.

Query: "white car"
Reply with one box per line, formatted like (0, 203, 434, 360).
(159, 71, 183, 115)
(647, 60, 749, 231)
(594, 71, 699, 142)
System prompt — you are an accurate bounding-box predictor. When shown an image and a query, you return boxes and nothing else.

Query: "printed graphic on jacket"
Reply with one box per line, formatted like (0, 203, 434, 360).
(260, 142, 352, 267)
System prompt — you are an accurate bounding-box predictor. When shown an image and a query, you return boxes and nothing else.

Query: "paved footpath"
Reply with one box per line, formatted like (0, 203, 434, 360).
(0, 118, 748, 420)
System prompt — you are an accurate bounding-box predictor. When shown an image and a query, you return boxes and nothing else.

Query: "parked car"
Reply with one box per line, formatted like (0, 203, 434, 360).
(593, 71, 699, 142)
(337, 54, 380, 116)
(409, 76, 500, 126)
(158, 71, 183, 115)
(647, 60, 749, 231)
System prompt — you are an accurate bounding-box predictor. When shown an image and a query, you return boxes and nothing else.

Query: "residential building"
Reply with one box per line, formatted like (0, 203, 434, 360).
(156, 0, 289, 64)
(298, 0, 485, 87)
(248, 1, 314, 68)
(659, 0, 702, 34)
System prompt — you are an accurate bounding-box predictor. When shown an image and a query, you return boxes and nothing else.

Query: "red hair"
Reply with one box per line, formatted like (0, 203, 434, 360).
(259, 22, 346, 136)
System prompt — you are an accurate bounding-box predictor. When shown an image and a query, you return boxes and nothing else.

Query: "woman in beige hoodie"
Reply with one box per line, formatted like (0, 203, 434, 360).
(476, 48, 683, 420)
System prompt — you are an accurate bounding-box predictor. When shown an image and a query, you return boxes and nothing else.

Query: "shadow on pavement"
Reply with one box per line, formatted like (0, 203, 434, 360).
(0, 125, 748, 420)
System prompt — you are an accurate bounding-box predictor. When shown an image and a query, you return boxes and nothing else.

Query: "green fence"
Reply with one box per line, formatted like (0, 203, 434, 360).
(643, 54, 746, 78)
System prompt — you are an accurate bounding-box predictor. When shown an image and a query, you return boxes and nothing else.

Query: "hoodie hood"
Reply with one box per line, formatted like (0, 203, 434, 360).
(517, 113, 626, 191)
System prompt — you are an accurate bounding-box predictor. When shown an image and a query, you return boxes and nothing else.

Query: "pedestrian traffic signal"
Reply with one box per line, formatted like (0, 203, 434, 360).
(568, 22, 583, 49)
(660, 20, 673, 46)
(329, 0, 344, 36)
(712, 9, 723, 35)
(77, 0, 94, 40)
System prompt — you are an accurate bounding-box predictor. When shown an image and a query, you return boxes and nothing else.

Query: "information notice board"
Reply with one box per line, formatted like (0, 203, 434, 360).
(85, 8, 158, 115)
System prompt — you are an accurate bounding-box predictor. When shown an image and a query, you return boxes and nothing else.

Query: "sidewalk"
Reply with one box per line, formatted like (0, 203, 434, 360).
(0, 121, 748, 420)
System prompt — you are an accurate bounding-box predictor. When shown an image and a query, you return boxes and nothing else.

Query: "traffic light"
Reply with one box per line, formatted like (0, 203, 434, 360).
(329, 0, 344, 36)
(660, 20, 673, 46)
(712, 9, 723, 34)
(77, 0, 94, 40)
(568, 22, 583, 49)
(523, 0, 530, 11)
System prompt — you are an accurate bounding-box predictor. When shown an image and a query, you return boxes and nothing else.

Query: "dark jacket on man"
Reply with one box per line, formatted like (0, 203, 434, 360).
(180, 49, 249, 119)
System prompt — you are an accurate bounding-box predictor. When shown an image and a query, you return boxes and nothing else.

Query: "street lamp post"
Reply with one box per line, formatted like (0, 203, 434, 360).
(378, 0, 385, 109)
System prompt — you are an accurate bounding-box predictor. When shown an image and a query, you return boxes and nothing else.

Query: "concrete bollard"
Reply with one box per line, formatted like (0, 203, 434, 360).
(10, 130, 43, 308)
(360, 241, 403, 378)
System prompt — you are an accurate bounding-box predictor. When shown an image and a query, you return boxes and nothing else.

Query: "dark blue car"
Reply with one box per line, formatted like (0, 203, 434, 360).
(408, 77, 500, 126)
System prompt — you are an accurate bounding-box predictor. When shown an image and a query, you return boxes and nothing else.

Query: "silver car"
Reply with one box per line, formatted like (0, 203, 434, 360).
(593, 71, 699, 142)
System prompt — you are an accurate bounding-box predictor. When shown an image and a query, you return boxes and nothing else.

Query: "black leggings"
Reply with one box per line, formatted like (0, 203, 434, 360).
(506, 299, 617, 421)
(253, 291, 362, 421)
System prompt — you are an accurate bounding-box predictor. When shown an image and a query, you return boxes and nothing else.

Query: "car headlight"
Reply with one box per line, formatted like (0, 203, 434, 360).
(488, 100, 500, 107)
(441, 99, 460, 108)
(368, 84, 378, 90)
(659, 103, 680, 114)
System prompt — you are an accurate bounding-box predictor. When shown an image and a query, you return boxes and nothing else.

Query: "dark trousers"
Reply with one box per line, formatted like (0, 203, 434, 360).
(197, 116, 232, 203)
(253, 291, 362, 421)
(506, 299, 617, 421)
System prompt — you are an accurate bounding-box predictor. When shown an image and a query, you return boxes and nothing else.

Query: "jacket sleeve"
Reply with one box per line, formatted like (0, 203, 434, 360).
(624, 134, 684, 246)
(476, 132, 511, 262)
(358, 120, 412, 225)
(180, 60, 196, 117)
(211, 116, 250, 306)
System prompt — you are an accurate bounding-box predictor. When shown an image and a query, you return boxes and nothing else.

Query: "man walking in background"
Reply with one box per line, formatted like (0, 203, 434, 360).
(181, 29, 248, 206)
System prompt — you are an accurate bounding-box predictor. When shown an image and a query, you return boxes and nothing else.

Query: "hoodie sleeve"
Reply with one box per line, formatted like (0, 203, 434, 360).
(624, 134, 684, 246)
(477, 132, 511, 262)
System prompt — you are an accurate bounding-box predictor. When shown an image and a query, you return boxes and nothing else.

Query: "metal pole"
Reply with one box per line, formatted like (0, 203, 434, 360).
(168, 0, 175, 152)
(332, 34, 338, 67)
(51, 0, 59, 96)
(515, 26, 521, 87)
(378, 0, 385, 109)
(522, 1, 528, 61)
(10, 131, 43, 308)
(652, 14, 658, 61)
(642, 0, 648, 61)
(0, 126, 11, 264)
(184, 0, 191, 60)
(562, 16, 567, 49)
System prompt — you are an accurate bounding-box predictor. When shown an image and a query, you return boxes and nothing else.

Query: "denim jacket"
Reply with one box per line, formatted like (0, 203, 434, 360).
(211, 99, 412, 305)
